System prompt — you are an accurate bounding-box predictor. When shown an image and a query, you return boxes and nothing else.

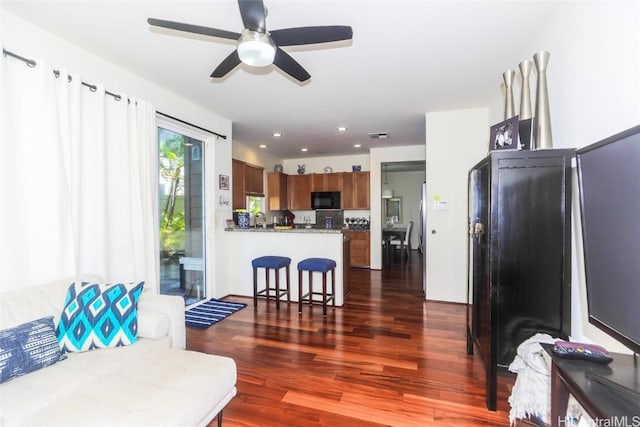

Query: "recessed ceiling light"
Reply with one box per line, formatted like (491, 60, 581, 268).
(354, 144, 361, 148)
(301, 148, 308, 152)
(272, 132, 282, 137)
(337, 126, 348, 132)
(259, 144, 267, 148)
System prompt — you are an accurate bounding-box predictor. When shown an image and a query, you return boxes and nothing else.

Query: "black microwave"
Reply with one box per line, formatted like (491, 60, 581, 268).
(311, 191, 341, 210)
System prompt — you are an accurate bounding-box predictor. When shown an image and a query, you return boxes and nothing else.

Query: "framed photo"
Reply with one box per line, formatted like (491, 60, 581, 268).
(490, 116, 519, 151)
(219, 174, 229, 190)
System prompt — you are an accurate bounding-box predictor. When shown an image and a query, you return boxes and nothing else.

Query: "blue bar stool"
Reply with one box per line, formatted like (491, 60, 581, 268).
(297, 258, 337, 317)
(252, 256, 291, 309)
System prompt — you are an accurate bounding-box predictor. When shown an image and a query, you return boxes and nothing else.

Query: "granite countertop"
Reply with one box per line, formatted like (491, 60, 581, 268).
(225, 226, 342, 234)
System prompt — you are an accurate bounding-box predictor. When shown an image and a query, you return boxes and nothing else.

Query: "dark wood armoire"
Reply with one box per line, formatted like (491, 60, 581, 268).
(466, 149, 574, 410)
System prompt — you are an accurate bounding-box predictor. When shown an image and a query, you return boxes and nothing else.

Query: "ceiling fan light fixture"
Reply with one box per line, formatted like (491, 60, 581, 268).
(382, 189, 394, 199)
(237, 29, 276, 67)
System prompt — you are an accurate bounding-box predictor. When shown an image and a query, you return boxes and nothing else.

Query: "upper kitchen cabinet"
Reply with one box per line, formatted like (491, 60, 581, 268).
(267, 172, 288, 211)
(355, 171, 370, 209)
(245, 163, 264, 195)
(311, 173, 325, 191)
(232, 159, 264, 209)
(288, 174, 312, 210)
(232, 159, 245, 210)
(312, 172, 344, 192)
(343, 171, 370, 210)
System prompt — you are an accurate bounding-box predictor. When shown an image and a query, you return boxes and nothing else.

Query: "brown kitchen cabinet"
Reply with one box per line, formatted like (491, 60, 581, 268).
(341, 171, 369, 210)
(232, 159, 264, 209)
(267, 172, 288, 211)
(311, 173, 325, 191)
(342, 230, 370, 267)
(341, 173, 355, 210)
(354, 172, 370, 209)
(311, 172, 344, 192)
(287, 174, 312, 210)
(245, 164, 264, 195)
(232, 159, 246, 209)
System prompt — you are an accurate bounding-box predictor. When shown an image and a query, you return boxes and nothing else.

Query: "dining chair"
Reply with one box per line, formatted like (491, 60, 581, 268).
(390, 220, 412, 258)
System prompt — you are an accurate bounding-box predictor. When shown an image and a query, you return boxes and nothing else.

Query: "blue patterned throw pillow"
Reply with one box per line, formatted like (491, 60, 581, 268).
(56, 281, 144, 352)
(0, 316, 67, 384)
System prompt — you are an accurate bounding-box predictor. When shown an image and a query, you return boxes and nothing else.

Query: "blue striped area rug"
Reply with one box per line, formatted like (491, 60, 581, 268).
(185, 299, 247, 329)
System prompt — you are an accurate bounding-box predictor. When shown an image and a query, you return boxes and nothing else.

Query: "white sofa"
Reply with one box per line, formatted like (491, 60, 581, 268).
(0, 274, 237, 427)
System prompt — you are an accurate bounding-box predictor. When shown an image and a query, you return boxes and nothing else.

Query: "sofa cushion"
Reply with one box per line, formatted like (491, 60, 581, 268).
(57, 281, 144, 352)
(0, 316, 67, 384)
(0, 274, 103, 330)
(0, 343, 237, 427)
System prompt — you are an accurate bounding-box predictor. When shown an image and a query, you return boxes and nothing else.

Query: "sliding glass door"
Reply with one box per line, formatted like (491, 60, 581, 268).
(158, 126, 206, 305)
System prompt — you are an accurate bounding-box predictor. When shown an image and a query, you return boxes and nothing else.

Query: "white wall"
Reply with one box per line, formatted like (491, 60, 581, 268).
(232, 141, 283, 171)
(369, 145, 426, 269)
(545, 2, 640, 353)
(485, 3, 640, 352)
(425, 108, 488, 303)
(283, 154, 370, 175)
(2, 11, 234, 299)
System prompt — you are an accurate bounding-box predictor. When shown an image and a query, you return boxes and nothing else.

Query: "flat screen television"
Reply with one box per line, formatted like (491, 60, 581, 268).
(576, 125, 640, 354)
(576, 124, 640, 400)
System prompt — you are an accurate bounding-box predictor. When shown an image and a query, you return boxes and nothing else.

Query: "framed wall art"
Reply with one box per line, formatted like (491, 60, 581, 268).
(490, 116, 519, 151)
(219, 174, 229, 190)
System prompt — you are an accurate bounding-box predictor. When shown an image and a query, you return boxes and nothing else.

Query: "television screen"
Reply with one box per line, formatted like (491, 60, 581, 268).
(576, 125, 640, 355)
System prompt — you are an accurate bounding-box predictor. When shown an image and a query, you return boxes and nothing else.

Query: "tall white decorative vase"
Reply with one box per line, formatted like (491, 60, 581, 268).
(533, 51, 553, 149)
(503, 69, 516, 119)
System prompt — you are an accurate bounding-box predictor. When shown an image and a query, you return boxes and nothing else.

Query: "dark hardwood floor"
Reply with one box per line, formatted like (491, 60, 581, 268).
(187, 250, 514, 426)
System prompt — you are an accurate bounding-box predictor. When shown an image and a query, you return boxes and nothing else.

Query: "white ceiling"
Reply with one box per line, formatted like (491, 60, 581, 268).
(1, 0, 561, 159)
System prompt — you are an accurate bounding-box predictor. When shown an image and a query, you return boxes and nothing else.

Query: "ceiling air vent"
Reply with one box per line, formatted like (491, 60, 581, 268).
(368, 132, 388, 139)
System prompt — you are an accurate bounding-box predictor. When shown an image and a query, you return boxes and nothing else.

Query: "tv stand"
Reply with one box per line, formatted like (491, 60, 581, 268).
(543, 344, 640, 426)
(585, 372, 640, 403)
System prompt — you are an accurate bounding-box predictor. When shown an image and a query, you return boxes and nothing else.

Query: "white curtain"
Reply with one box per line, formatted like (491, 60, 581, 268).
(0, 55, 158, 292)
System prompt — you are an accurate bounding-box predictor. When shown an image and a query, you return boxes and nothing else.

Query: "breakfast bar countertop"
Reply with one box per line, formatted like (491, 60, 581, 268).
(223, 226, 346, 306)
(225, 227, 342, 234)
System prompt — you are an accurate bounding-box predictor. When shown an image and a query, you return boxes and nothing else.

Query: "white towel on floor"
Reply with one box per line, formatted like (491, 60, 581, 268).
(508, 333, 559, 425)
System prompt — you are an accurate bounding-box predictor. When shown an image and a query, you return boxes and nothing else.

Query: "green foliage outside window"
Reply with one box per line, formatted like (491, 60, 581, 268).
(159, 129, 185, 254)
(247, 195, 264, 215)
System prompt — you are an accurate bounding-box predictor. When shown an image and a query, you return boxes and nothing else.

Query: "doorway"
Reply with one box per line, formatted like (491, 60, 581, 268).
(158, 126, 206, 305)
(380, 161, 426, 295)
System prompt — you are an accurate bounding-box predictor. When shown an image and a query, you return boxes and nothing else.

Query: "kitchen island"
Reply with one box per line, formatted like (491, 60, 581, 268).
(224, 227, 347, 306)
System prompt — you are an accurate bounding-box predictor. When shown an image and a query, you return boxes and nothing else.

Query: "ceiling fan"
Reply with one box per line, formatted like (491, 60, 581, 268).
(147, 0, 353, 82)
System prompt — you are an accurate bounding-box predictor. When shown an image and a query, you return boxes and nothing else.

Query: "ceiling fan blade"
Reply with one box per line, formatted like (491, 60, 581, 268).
(270, 26, 353, 46)
(238, 0, 266, 33)
(273, 48, 310, 82)
(148, 18, 240, 40)
(210, 50, 242, 78)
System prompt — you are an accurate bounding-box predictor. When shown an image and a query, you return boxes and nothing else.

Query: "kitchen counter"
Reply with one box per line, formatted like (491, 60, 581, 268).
(225, 227, 342, 234)
(222, 228, 346, 306)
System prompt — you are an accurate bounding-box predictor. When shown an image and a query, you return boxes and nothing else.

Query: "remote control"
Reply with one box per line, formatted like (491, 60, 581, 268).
(552, 340, 613, 364)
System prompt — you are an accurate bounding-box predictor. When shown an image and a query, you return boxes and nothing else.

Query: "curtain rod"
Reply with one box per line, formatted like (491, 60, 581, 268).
(2, 48, 227, 140)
